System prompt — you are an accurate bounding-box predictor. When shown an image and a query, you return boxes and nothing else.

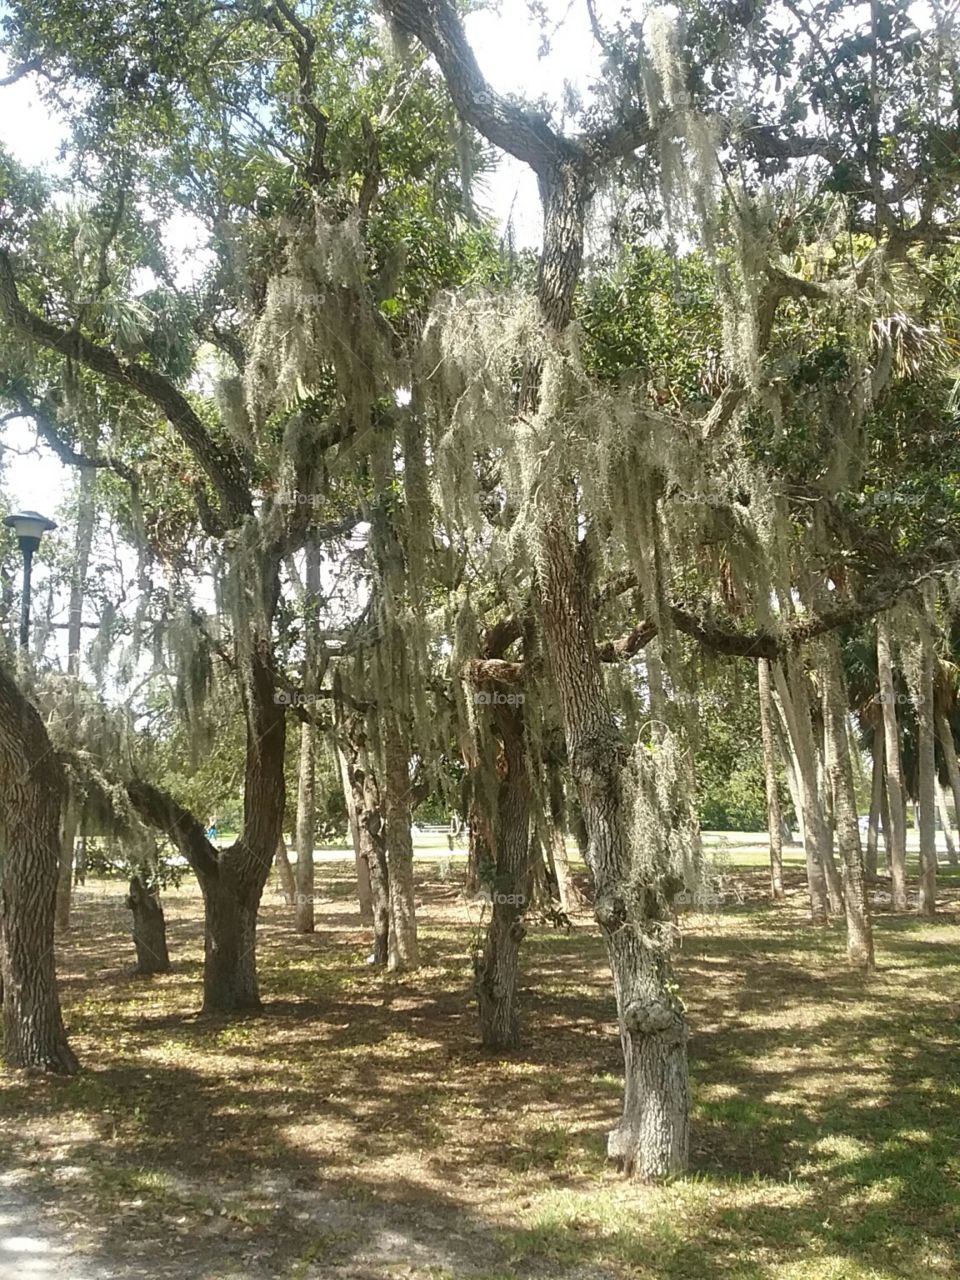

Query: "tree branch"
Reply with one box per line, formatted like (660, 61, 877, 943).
(126, 777, 220, 880)
(0, 58, 41, 87)
(0, 375, 141, 486)
(0, 250, 253, 524)
(596, 621, 658, 662)
(267, 0, 331, 187)
(382, 0, 578, 176)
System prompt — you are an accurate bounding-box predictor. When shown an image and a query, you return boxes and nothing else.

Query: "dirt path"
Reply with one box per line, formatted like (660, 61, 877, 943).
(0, 1165, 616, 1279)
(0, 1174, 106, 1279)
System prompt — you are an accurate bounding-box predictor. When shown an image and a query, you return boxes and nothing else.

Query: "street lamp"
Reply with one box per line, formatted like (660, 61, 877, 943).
(4, 510, 57, 651)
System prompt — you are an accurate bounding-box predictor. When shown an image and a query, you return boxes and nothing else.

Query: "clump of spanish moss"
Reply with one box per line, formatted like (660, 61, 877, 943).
(244, 206, 394, 436)
(641, 7, 721, 243)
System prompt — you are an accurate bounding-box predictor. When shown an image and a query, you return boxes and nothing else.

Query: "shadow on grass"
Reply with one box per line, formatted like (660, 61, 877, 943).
(0, 862, 957, 1278)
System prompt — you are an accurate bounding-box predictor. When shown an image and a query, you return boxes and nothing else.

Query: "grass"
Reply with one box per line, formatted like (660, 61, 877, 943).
(0, 849, 958, 1278)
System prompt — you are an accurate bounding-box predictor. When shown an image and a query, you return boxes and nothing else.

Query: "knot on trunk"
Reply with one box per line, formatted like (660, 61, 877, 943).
(570, 727, 628, 782)
(594, 891, 627, 930)
(606, 1122, 637, 1166)
(623, 997, 685, 1041)
(657, 872, 687, 907)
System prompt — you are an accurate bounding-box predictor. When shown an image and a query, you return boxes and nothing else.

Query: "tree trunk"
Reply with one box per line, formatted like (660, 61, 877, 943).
(359, 789, 389, 965)
(758, 659, 785, 901)
(865, 725, 883, 880)
(339, 730, 389, 965)
(821, 641, 874, 970)
(67, 452, 97, 674)
(773, 708, 804, 846)
(275, 835, 296, 908)
(126, 873, 170, 975)
(294, 716, 316, 932)
(295, 541, 322, 932)
(540, 508, 689, 1180)
(782, 651, 844, 911)
(200, 870, 261, 1012)
(548, 824, 580, 911)
(814, 733, 844, 910)
(0, 664, 78, 1073)
(937, 784, 956, 863)
(384, 712, 419, 971)
(528, 828, 557, 908)
(918, 600, 938, 918)
(772, 661, 831, 921)
(474, 702, 530, 1050)
(56, 798, 77, 933)
(335, 741, 372, 922)
(537, 163, 687, 1179)
(380, 4, 688, 1175)
(878, 768, 891, 869)
(817, 728, 835, 855)
(201, 633, 286, 1011)
(127, 638, 286, 1014)
(935, 706, 960, 867)
(76, 828, 87, 885)
(877, 615, 908, 909)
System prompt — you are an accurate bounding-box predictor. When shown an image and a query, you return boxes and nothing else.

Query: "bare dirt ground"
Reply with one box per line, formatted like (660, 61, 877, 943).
(1, 859, 958, 1280)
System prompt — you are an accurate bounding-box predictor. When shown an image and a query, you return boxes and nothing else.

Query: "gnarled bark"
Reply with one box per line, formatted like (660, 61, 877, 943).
(0, 664, 78, 1073)
(474, 702, 530, 1050)
(126, 874, 170, 975)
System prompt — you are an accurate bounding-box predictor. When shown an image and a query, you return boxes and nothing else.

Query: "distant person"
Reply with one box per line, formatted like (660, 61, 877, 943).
(206, 820, 219, 844)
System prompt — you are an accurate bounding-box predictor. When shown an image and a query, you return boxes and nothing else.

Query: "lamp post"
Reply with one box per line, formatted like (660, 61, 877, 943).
(4, 510, 57, 652)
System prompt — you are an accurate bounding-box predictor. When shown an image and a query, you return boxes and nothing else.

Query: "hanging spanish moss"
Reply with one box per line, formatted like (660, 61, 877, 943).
(243, 206, 394, 437)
